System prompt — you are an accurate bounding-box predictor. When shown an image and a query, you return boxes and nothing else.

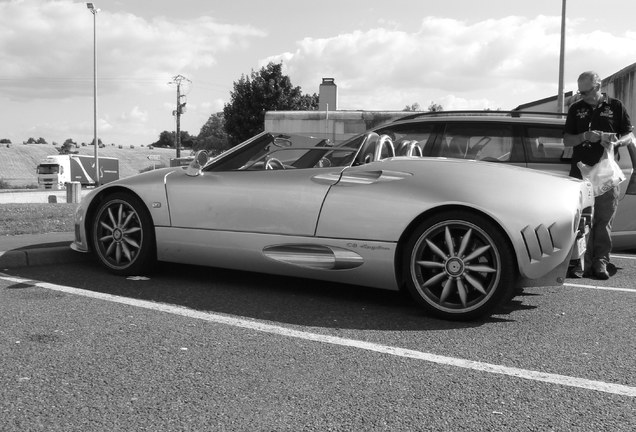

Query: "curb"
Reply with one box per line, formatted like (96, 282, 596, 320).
(0, 245, 91, 269)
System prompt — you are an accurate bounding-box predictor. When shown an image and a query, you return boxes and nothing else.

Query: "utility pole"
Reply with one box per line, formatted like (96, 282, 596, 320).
(557, 0, 567, 114)
(87, 3, 100, 186)
(169, 75, 190, 158)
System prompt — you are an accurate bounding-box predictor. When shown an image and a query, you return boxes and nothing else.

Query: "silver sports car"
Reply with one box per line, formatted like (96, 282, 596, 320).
(71, 131, 594, 320)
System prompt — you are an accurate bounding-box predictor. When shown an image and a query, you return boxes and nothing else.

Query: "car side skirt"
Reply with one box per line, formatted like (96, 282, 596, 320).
(155, 227, 400, 291)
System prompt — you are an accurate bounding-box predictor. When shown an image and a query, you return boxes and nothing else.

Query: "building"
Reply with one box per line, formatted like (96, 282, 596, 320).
(264, 109, 412, 143)
(264, 78, 411, 143)
(603, 63, 636, 124)
(513, 91, 574, 113)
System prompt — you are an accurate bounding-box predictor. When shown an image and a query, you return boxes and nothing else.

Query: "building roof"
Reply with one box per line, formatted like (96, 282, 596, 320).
(513, 91, 573, 111)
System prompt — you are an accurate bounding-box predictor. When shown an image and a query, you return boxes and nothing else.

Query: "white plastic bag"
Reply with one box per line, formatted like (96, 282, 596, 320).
(578, 147, 625, 196)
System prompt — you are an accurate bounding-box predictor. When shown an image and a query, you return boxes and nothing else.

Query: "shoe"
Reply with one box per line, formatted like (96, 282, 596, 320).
(567, 260, 585, 278)
(567, 268, 584, 278)
(592, 262, 610, 280)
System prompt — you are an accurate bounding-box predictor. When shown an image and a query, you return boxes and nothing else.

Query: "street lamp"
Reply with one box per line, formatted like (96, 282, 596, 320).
(87, 2, 100, 186)
(557, 0, 566, 114)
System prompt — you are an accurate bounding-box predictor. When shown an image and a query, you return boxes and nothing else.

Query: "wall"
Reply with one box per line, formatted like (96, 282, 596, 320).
(264, 110, 412, 143)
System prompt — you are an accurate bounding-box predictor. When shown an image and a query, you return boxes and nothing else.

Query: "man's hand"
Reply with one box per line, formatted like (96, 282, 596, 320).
(583, 130, 603, 143)
(599, 132, 617, 150)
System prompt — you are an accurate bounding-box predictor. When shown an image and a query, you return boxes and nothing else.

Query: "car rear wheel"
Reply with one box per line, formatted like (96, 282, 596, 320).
(91, 192, 156, 276)
(403, 211, 515, 321)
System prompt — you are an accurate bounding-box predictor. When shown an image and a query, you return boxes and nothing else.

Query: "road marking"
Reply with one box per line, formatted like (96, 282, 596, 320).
(2, 275, 635, 398)
(612, 254, 636, 260)
(564, 283, 636, 293)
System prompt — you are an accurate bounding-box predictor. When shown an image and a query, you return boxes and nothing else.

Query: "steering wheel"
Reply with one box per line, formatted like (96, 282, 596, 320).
(265, 157, 285, 170)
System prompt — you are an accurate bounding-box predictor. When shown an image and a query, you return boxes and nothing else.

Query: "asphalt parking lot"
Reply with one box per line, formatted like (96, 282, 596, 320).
(1, 250, 635, 431)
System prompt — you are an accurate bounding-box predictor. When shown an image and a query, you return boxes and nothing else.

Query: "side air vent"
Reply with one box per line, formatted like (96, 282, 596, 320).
(521, 223, 559, 262)
(263, 244, 364, 270)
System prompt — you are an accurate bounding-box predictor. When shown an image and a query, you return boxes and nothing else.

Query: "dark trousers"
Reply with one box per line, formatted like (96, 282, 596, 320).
(585, 186, 620, 268)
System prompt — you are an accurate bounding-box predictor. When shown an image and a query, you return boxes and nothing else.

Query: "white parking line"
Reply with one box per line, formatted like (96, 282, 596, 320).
(564, 283, 636, 293)
(2, 275, 635, 398)
(612, 254, 636, 260)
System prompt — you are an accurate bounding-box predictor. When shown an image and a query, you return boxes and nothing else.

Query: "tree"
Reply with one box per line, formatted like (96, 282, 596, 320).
(223, 62, 319, 146)
(403, 102, 421, 112)
(0, 138, 11, 144)
(58, 138, 77, 154)
(427, 101, 444, 112)
(180, 132, 194, 149)
(403, 102, 443, 112)
(89, 137, 104, 147)
(154, 131, 175, 148)
(196, 112, 229, 155)
(152, 131, 193, 149)
(24, 137, 47, 144)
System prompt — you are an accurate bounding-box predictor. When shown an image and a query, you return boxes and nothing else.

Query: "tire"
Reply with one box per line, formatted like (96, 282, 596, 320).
(91, 192, 156, 276)
(403, 211, 516, 321)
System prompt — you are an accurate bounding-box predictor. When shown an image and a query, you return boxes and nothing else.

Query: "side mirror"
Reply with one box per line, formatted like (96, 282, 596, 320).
(185, 150, 208, 176)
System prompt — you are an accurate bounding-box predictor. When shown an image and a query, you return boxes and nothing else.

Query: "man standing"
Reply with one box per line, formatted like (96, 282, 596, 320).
(564, 71, 634, 279)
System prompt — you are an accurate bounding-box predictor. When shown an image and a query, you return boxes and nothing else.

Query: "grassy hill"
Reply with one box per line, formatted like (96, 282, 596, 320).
(0, 143, 184, 187)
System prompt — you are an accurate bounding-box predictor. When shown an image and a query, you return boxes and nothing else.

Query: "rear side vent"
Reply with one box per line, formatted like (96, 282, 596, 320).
(521, 223, 558, 262)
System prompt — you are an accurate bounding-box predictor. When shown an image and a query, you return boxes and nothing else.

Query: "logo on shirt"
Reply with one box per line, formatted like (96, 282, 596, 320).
(600, 106, 614, 118)
(576, 108, 590, 120)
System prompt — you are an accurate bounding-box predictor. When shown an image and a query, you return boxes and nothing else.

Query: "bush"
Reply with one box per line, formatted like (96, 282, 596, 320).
(0, 179, 38, 190)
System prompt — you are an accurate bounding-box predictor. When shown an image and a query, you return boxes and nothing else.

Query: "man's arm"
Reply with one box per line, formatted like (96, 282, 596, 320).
(564, 130, 602, 147)
(615, 131, 635, 148)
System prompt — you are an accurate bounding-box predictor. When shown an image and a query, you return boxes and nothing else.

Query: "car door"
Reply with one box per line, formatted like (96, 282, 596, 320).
(165, 166, 342, 236)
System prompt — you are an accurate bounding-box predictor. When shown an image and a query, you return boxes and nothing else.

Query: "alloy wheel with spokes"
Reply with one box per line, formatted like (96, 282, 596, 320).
(403, 211, 515, 320)
(91, 192, 156, 275)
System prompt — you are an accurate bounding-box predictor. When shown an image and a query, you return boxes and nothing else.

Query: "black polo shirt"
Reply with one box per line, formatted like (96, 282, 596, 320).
(564, 95, 633, 179)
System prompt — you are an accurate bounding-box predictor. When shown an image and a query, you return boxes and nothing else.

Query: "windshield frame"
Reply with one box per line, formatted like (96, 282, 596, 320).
(202, 132, 366, 172)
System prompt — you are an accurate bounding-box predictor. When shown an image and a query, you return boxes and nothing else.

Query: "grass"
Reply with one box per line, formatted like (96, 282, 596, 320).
(0, 203, 78, 236)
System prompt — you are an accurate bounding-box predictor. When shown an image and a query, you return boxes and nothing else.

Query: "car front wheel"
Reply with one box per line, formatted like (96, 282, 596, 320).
(91, 192, 156, 276)
(403, 211, 516, 320)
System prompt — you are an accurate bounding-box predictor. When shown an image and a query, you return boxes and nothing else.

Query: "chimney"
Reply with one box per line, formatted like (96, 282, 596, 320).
(319, 78, 337, 111)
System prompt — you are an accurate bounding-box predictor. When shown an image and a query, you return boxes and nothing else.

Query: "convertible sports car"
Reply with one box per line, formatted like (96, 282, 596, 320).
(71, 131, 594, 320)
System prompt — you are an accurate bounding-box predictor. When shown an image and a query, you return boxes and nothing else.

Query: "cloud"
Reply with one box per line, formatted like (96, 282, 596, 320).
(0, 0, 266, 100)
(263, 15, 636, 110)
(119, 106, 148, 124)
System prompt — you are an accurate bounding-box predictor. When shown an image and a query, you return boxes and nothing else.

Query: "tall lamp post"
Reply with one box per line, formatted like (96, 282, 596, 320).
(557, 0, 566, 114)
(87, 2, 100, 186)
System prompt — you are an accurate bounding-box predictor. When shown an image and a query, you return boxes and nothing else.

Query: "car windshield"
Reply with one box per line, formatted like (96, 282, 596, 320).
(204, 132, 363, 172)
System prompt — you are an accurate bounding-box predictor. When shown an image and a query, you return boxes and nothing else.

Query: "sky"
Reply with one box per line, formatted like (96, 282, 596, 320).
(1, 0, 635, 147)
